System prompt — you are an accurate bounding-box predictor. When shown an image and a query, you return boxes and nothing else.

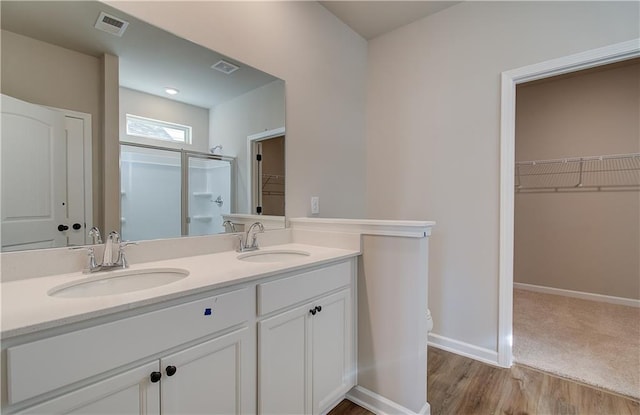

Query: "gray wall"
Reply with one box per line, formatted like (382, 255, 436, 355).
(1, 29, 104, 230)
(210, 80, 285, 214)
(365, 1, 639, 354)
(514, 61, 640, 300)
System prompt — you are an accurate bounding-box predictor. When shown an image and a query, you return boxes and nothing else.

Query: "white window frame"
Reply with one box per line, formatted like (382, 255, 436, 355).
(125, 114, 192, 144)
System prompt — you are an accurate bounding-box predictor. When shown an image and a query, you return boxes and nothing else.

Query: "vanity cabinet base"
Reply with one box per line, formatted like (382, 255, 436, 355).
(258, 260, 356, 415)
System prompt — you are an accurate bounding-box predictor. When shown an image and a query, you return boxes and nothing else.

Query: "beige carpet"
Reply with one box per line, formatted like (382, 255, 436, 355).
(513, 288, 640, 400)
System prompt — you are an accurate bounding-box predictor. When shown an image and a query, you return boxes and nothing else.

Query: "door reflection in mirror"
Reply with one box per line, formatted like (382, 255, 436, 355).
(1, 95, 93, 252)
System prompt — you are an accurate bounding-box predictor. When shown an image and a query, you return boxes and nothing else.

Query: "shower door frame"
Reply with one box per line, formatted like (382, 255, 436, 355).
(181, 151, 236, 236)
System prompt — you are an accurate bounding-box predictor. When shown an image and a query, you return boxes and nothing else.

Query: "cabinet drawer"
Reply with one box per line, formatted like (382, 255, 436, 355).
(7, 287, 252, 405)
(257, 260, 352, 316)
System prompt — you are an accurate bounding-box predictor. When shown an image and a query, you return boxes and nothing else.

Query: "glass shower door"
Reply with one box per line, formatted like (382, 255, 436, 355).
(120, 145, 182, 241)
(186, 154, 232, 236)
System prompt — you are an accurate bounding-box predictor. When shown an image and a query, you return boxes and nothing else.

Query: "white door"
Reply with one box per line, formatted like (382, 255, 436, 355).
(18, 361, 160, 415)
(259, 304, 311, 415)
(161, 328, 252, 414)
(311, 289, 353, 414)
(1, 94, 66, 251)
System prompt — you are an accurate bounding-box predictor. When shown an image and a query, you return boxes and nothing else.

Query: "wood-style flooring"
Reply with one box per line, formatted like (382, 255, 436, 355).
(328, 347, 640, 415)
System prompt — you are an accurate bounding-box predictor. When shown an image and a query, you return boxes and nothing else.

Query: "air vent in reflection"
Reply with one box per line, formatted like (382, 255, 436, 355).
(94, 11, 129, 37)
(211, 60, 240, 75)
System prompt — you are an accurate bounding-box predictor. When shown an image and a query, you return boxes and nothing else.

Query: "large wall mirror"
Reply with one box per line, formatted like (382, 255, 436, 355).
(1, 1, 286, 252)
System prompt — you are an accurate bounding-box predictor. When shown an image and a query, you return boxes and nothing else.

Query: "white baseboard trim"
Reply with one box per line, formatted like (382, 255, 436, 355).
(428, 333, 500, 367)
(514, 283, 640, 308)
(346, 386, 430, 415)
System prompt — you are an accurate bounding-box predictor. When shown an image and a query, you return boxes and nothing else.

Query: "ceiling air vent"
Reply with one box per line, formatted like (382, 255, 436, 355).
(94, 12, 129, 37)
(211, 60, 239, 75)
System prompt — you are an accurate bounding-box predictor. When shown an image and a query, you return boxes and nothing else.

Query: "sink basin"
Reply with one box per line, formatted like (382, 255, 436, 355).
(237, 250, 310, 263)
(48, 268, 189, 298)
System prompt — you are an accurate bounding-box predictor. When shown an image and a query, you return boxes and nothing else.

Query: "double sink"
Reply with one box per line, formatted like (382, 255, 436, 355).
(48, 250, 310, 299)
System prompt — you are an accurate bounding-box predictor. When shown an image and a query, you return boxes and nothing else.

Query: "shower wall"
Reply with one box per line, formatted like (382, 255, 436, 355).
(188, 158, 231, 236)
(120, 146, 182, 242)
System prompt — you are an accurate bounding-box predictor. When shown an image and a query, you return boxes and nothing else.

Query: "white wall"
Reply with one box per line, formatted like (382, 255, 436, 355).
(365, 2, 639, 354)
(107, 1, 368, 219)
(120, 87, 210, 154)
(210, 80, 285, 213)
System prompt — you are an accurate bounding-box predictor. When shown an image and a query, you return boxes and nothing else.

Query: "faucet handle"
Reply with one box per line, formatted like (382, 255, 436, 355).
(70, 246, 99, 272)
(120, 241, 138, 248)
(117, 241, 137, 268)
(234, 234, 245, 252)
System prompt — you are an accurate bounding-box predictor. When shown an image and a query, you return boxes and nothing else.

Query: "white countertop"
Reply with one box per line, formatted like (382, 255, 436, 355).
(1, 243, 359, 339)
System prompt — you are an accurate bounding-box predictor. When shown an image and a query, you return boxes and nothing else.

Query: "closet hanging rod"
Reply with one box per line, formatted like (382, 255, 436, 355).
(516, 152, 639, 166)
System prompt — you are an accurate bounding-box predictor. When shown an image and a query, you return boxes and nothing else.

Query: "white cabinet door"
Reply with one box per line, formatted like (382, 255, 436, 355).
(258, 304, 311, 415)
(161, 328, 253, 415)
(18, 362, 160, 415)
(259, 289, 353, 415)
(311, 289, 353, 414)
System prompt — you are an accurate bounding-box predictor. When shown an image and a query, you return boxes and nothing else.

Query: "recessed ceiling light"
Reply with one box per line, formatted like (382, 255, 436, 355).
(165, 88, 179, 95)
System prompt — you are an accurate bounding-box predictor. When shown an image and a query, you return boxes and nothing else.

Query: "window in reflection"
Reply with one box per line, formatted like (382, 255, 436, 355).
(125, 114, 192, 144)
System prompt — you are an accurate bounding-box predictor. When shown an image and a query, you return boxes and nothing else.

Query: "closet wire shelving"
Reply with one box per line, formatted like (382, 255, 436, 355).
(515, 153, 640, 192)
(262, 174, 285, 196)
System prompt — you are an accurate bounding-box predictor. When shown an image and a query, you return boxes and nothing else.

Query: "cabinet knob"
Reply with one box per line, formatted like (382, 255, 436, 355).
(150, 371, 162, 383)
(309, 308, 317, 316)
(57, 224, 69, 232)
(166, 365, 177, 376)
(72, 223, 82, 230)
(315, 306, 322, 313)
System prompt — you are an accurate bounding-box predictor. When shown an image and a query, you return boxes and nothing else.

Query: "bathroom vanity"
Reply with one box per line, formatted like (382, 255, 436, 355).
(1, 220, 434, 415)
(2, 243, 357, 415)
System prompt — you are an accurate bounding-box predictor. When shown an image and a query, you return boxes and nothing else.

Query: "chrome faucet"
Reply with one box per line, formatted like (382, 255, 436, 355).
(102, 231, 120, 267)
(222, 220, 237, 233)
(237, 222, 264, 252)
(72, 229, 137, 273)
(88, 226, 103, 244)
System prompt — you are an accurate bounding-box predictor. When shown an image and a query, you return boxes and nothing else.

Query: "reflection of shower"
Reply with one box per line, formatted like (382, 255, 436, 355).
(120, 143, 234, 241)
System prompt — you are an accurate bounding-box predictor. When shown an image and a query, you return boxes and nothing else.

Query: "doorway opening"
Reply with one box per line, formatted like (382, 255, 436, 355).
(498, 38, 640, 370)
(511, 58, 639, 399)
(249, 128, 285, 216)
